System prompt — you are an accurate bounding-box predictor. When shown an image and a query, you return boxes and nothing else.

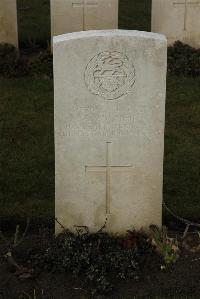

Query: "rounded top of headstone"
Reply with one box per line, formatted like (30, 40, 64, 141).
(53, 29, 167, 44)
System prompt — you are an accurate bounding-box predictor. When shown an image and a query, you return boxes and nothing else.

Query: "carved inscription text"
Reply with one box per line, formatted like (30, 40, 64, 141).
(56, 101, 134, 137)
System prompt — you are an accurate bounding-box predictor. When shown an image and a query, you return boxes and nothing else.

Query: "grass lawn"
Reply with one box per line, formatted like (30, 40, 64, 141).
(0, 0, 199, 225)
(0, 76, 199, 224)
(0, 78, 54, 223)
(165, 76, 200, 221)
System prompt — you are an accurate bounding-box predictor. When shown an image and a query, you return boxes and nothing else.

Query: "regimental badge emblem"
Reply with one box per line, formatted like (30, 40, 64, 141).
(84, 51, 136, 100)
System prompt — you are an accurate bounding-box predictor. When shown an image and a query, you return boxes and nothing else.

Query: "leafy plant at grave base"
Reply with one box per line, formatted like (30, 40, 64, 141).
(0, 43, 53, 78)
(29, 50, 53, 79)
(149, 225, 179, 265)
(30, 228, 153, 296)
(1, 41, 200, 79)
(167, 41, 200, 76)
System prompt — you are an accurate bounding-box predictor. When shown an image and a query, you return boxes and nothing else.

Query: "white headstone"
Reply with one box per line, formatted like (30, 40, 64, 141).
(50, 0, 118, 41)
(54, 30, 167, 234)
(0, 0, 18, 47)
(152, 0, 200, 48)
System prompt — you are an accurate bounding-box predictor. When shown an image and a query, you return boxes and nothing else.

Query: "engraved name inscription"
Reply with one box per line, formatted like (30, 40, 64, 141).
(56, 102, 134, 137)
(84, 51, 136, 100)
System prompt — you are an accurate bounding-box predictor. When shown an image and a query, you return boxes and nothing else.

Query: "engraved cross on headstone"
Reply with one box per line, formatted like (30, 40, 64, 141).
(85, 142, 132, 215)
(173, 0, 200, 30)
(72, 0, 98, 30)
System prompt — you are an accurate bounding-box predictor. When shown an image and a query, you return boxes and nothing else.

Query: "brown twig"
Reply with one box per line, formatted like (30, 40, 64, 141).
(96, 216, 108, 233)
(5, 250, 21, 270)
(14, 225, 20, 247)
(0, 218, 31, 273)
(74, 225, 89, 235)
(182, 224, 190, 239)
(55, 218, 66, 231)
(14, 218, 30, 247)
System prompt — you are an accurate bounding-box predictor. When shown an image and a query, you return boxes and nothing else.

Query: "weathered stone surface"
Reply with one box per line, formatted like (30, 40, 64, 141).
(54, 30, 167, 234)
(152, 0, 200, 48)
(0, 0, 18, 47)
(50, 0, 118, 40)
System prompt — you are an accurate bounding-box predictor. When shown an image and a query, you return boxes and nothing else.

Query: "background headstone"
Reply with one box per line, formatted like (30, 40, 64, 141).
(51, 0, 118, 41)
(152, 0, 200, 48)
(0, 0, 18, 47)
(54, 30, 167, 234)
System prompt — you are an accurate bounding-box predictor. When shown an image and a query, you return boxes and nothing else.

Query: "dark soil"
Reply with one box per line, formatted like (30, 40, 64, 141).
(0, 227, 200, 299)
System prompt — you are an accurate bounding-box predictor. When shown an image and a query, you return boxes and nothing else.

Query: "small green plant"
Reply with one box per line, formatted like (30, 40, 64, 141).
(149, 225, 179, 265)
